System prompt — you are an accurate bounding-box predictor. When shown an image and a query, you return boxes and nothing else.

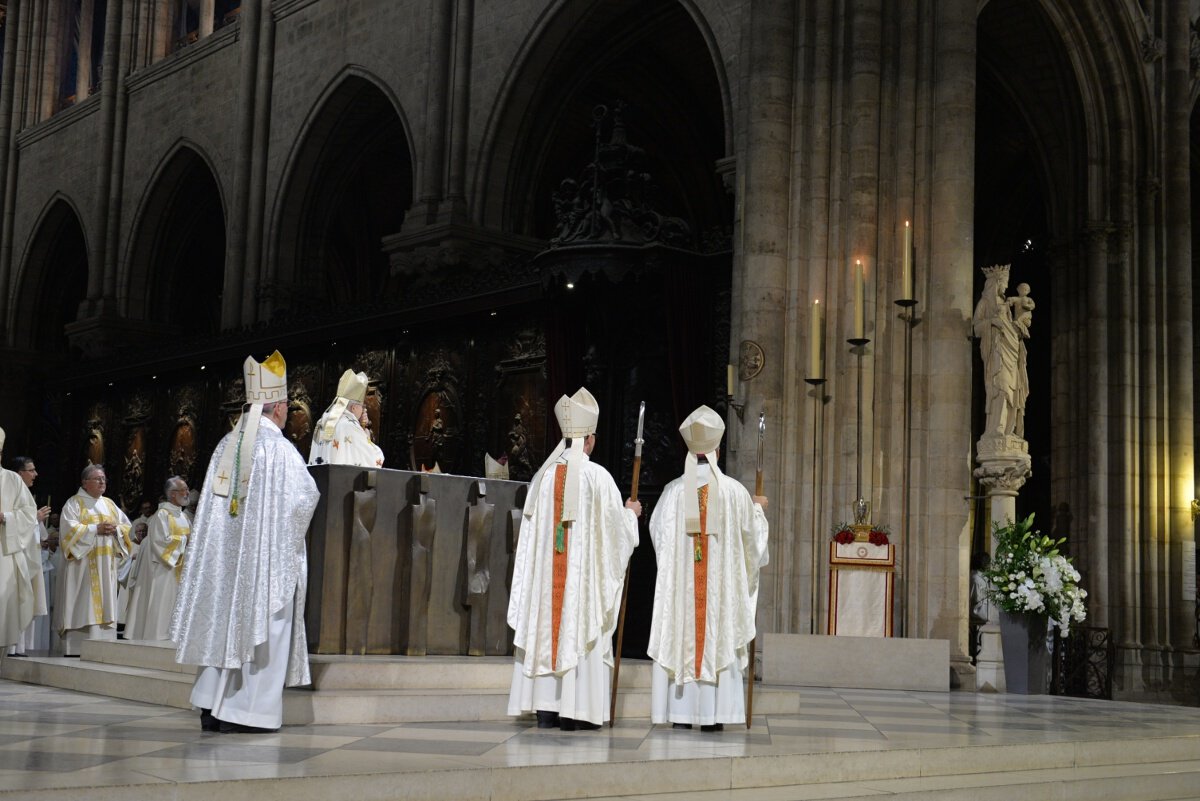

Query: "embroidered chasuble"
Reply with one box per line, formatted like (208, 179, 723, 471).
(57, 491, 131, 634)
(0, 468, 39, 646)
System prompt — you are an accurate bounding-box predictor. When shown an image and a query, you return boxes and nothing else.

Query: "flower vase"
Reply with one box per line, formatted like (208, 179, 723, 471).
(998, 611, 1049, 694)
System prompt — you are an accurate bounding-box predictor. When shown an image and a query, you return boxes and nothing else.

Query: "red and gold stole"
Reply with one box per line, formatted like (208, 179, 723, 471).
(551, 464, 569, 669)
(693, 484, 710, 676)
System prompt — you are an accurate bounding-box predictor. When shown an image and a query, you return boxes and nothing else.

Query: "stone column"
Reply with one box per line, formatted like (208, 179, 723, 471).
(0, 0, 25, 340)
(1083, 222, 1112, 628)
(199, 0, 215, 37)
(412, 0, 453, 225)
(221, 0, 260, 328)
(76, 0, 94, 102)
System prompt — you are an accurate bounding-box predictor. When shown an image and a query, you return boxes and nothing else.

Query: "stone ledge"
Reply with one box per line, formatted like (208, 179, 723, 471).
(762, 633, 950, 691)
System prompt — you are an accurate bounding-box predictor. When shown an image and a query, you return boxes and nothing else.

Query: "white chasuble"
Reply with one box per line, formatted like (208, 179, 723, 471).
(647, 469, 768, 724)
(125, 502, 190, 640)
(507, 457, 638, 724)
(0, 468, 39, 647)
(308, 411, 384, 468)
(57, 491, 131, 635)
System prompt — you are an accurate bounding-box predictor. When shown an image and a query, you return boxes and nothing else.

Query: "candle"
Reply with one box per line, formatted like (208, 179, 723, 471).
(901, 221, 913, 300)
(809, 299, 824, 379)
(853, 259, 864, 340)
(726, 364, 735, 396)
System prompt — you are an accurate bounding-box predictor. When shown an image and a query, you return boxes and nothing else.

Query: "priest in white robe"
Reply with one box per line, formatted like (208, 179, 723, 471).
(172, 350, 320, 733)
(309, 369, 384, 468)
(125, 477, 190, 641)
(118, 500, 154, 632)
(647, 406, 768, 731)
(507, 387, 640, 730)
(6, 454, 52, 655)
(57, 464, 131, 655)
(0, 430, 42, 652)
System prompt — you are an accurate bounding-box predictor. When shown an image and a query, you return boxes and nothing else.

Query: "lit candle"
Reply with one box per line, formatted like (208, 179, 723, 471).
(809, 299, 824, 379)
(853, 259, 864, 340)
(726, 364, 735, 396)
(901, 221, 913, 300)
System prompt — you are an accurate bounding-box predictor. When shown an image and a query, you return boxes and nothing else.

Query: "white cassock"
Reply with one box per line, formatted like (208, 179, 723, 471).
(117, 522, 146, 627)
(172, 416, 319, 729)
(507, 457, 638, 725)
(647, 468, 768, 726)
(125, 502, 190, 641)
(0, 468, 41, 648)
(57, 491, 131, 654)
(308, 410, 384, 468)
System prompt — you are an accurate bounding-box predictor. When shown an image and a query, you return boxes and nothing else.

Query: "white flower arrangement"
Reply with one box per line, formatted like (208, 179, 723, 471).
(984, 513, 1088, 635)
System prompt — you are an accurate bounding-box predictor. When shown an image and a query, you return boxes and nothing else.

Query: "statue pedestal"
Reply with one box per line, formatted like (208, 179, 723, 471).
(974, 623, 1006, 692)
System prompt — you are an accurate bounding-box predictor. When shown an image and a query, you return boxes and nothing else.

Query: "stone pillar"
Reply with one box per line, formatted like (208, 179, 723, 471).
(0, 0, 25, 340)
(222, 0, 260, 328)
(242, 0, 275, 325)
(441, 0, 474, 222)
(1083, 222, 1111, 627)
(199, 0, 215, 37)
(76, 0, 94, 102)
(412, 0, 453, 225)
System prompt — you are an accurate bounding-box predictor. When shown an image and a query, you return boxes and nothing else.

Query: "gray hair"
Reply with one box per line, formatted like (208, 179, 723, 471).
(262, 400, 288, 416)
(81, 463, 105, 482)
(164, 475, 187, 496)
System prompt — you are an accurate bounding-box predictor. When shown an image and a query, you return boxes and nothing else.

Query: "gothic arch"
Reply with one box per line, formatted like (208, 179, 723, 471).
(267, 69, 415, 318)
(474, 0, 733, 240)
(9, 196, 90, 353)
(123, 141, 228, 336)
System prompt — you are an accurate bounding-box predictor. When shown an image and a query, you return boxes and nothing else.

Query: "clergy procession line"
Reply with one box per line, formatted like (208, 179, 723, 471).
(0, 350, 768, 736)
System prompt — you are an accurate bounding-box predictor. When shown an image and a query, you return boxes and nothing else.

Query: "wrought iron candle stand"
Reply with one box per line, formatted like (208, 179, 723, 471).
(894, 296, 918, 637)
(847, 333, 871, 526)
(804, 375, 827, 634)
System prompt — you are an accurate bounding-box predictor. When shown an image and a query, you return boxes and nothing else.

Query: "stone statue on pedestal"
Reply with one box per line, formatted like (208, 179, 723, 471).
(972, 264, 1033, 440)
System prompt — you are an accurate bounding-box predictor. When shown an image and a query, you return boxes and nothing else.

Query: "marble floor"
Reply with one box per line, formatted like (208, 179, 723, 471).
(1, 674, 1199, 800)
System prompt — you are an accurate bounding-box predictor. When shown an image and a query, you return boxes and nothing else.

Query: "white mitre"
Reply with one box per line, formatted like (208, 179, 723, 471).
(680, 405, 725, 535)
(317, 369, 369, 440)
(484, 453, 509, 480)
(523, 387, 599, 522)
(0, 425, 5, 452)
(212, 350, 288, 515)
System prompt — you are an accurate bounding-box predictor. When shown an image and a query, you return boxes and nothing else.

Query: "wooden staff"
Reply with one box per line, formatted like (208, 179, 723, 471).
(610, 401, 644, 727)
(747, 412, 765, 729)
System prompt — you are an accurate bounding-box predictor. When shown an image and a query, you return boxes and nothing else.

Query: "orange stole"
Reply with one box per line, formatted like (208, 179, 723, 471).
(693, 484, 710, 676)
(551, 464, 569, 669)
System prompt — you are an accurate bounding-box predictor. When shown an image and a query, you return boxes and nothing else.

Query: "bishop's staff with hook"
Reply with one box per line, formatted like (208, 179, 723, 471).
(610, 401, 645, 726)
(746, 412, 766, 729)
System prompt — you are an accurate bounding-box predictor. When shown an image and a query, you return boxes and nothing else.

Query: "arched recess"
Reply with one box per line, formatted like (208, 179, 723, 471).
(124, 143, 227, 336)
(475, 0, 732, 241)
(269, 72, 414, 318)
(974, 0, 1090, 537)
(11, 197, 90, 355)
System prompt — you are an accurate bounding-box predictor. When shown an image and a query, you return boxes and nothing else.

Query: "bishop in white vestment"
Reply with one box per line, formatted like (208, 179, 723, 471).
(309, 369, 384, 468)
(125, 478, 191, 641)
(172, 351, 320, 733)
(647, 406, 768, 729)
(57, 464, 131, 655)
(0, 429, 41, 650)
(507, 388, 640, 729)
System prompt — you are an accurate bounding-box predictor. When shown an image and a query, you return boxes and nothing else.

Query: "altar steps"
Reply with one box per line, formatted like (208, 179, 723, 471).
(1, 639, 663, 724)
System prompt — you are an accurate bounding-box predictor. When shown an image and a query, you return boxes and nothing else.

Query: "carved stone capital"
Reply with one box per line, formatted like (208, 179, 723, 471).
(1140, 34, 1165, 63)
(974, 449, 1032, 497)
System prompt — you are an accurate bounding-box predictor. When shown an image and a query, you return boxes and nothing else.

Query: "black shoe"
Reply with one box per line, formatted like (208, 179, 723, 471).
(671, 723, 693, 729)
(536, 710, 560, 729)
(217, 720, 279, 734)
(200, 708, 219, 732)
(560, 717, 599, 731)
(10, 653, 27, 658)
(700, 723, 724, 732)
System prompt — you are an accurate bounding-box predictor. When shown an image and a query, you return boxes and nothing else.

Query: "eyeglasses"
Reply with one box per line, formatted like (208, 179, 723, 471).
(84, 477, 107, 483)
(19, 467, 36, 473)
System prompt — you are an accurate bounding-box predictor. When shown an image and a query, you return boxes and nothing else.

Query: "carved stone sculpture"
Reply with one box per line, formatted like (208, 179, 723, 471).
(463, 482, 495, 656)
(973, 265, 1033, 442)
(406, 474, 437, 655)
(346, 487, 377, 655)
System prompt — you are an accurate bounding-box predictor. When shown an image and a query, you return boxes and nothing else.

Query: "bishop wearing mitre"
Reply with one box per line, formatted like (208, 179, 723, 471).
(647, 405, 768, 731)
(309, 369, 384, 468)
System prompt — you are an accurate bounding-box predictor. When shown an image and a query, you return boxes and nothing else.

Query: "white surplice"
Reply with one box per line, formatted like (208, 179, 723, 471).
(507, 457, 638, 725)
(125, 502, 189, 641)
(0, 469, 40, 648)
(647, 467, 768, 725)
(56, 490, 130, 651)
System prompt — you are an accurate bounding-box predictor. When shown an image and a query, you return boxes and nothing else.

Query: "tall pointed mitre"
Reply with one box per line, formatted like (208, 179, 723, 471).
(680, 405, 725, 535)
(484, 453, 509, 480)
(213, 350, 288, 515)
(317, 369, 369, 440)
(523, 387, 599, 522)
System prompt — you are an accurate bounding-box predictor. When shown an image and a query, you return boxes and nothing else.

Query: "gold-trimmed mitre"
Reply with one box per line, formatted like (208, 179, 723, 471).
(245, 350, 288, 404)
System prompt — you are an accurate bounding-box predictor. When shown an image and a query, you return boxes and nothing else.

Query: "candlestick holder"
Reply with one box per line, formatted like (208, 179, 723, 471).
(725, 393, 747, 423)
(893, 297, 919, 637)
(803, 376, 826, 633)
(847, 335, 871, 530)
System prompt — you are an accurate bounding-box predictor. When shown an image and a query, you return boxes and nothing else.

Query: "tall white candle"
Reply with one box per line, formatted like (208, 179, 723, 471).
(726, 364, 735, 396)
(901, 221, 913, 300)
(809, 299, 823, 378)
(853, 259, 864, 340)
